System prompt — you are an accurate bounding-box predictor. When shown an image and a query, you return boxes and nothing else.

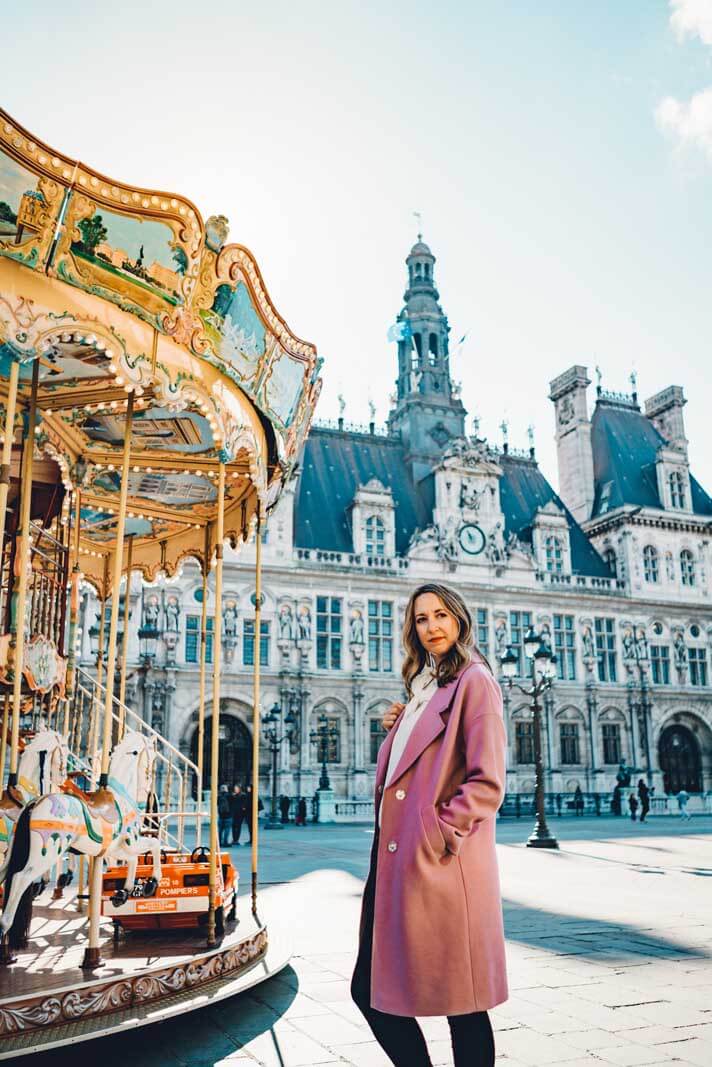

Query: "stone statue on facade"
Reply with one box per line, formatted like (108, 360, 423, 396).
(349, 609, 365, 645)
(297, 604, 312, 642)
(581, 625, 595, 662)
(278, 603, 296, 642)
(673, 630, 687, 669)
(459, 481, 482, 511)
(409, 525, 438, 552)
(164, 595, 180, 632)
(437, 516, 459, 563)
(494, 620, 508, 660)
(223, 599, 238, 637)
(143, 594, 160, 629)
(485, 522, 506, 564)
(621, 627, 636, 664)
(634, 626, 648, 662)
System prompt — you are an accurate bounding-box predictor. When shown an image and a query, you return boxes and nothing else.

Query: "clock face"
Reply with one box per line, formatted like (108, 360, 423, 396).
(459, 523, 486, 556)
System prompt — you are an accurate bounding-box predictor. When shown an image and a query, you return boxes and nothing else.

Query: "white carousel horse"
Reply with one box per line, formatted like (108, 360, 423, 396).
(0, 728, 68, 877)
(0, 729, 163, 945)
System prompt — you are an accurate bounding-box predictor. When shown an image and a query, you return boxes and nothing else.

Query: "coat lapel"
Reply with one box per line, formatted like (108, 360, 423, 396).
(386, 675, 461, 786)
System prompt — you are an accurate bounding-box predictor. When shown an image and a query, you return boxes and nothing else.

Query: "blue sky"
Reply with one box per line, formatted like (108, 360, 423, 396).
(3, 1, 712, 490)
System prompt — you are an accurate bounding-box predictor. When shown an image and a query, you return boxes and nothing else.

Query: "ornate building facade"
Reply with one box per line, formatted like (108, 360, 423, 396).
(80, 239, 712, 810)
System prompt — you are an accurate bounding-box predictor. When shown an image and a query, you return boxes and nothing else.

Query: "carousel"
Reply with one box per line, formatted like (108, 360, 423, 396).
(0, 108, 321, 1057)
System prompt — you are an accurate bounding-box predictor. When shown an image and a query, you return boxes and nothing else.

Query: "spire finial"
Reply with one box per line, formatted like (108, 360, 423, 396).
(413, 210, 422, 241)
(500, 418, 509, 453)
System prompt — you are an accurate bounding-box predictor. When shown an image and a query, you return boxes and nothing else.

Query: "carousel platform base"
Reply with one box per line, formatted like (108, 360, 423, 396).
(0, 888, 290, 1059)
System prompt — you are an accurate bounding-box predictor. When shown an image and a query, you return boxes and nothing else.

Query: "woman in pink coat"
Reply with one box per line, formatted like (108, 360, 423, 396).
(351, 582, 508, 1066)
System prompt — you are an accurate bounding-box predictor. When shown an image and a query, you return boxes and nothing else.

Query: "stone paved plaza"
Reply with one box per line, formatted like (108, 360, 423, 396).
(33, 815, 712, 1067)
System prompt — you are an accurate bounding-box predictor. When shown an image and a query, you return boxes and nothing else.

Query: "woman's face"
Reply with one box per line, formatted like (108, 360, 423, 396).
(413, 592, 459, 662)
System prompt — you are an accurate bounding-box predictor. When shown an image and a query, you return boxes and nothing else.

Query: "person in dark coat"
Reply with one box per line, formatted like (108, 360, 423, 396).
(573, 785, 584, 816)
(637, 779, 650, 823)
(230, 784, 245, 844)
(279, 794, 291, 823)
(218, 784, 232, 845)
(296, 796, 307, 826)
(628, 793, 638, 821)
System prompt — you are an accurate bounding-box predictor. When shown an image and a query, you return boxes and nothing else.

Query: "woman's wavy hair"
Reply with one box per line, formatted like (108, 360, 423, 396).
(401, 583, 492, 695)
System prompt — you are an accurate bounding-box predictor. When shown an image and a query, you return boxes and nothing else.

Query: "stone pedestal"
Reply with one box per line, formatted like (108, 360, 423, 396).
(315, 787, 336, 823)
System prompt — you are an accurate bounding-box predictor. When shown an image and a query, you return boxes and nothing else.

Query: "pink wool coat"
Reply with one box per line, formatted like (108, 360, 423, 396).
(363, 661, 508, 1017)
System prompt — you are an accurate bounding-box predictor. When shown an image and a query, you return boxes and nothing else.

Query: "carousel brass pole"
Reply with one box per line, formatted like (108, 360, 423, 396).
(0, 359, 20, 574)
(89, 555, 109, 781)
(196, 524, 211, 846)
(97, 390, 134, 788)
(63, 488, 82, 738)
(82, 391, 133, 971)
(117, 535, 134, 731)
(207, 462, 225, 949)
(251, 506, 264, 920)
(8, 359, 39, 789)
(0, 695, 9, 787)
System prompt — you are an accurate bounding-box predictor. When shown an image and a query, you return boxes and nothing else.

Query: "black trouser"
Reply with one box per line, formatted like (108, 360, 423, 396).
(351, 849, 496, 1067)
(232, 817, 244, 843)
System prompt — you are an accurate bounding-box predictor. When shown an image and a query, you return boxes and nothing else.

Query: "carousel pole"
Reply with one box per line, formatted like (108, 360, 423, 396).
(0, 695, 9, 787)
(251, 506, 264, 920)
(207, 462, 225, 949)
(117, 535, 134, 732)
(0, 359, 20, 580)
(82, 391, 133, 970)
(89, 554, 109, 780)
(7, 360, 39, 792)
(63, 488, 82, 738)
(196, 524, 211, 846)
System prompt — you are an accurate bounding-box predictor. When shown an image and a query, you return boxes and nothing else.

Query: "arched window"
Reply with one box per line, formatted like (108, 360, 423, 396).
(669, 471, 686, 509)
(545, 535, 564, 574)
(680, 549, 696, 587)
(424, 263, 430, 278)
(603, 548, 617, 577)
(643, 545, 659, 583)
(415, 262, 422, 276)
(365, 516, 385, 556)
(428, 333, 438, 365)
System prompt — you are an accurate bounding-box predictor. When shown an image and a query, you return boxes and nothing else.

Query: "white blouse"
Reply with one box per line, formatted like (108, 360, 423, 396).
(382, 665, 438, 806)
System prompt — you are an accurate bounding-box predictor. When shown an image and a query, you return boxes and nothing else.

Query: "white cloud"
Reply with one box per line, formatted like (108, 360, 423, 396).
(670, 0, 712, 46)
(655, 86, 712, 158)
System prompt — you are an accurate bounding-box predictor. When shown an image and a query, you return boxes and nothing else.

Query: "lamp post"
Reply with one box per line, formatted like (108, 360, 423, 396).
(262, 701, 296, 829)
(500, 626, 559, 849)
(310, 713, 338, 792)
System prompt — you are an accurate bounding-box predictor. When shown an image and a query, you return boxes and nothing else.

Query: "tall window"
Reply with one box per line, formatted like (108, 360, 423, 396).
(553, 614, 576, 681)
(669, 471, 686, 509)
(365, 516, 386, 556)
(643, 545, 659, 583)
(369, 718, 386, 763)
(680, 550, 696, 587)
(475, 607, 489, 658)
(185, 615, 213, 664)
(560, 723, 580, 764)
(650, 644, 671, 685)
(515, 720, 535, 764)
(243, 619, 270, 667)
(509, 610, 533, 676)
(316, 596, 342, 670)
(689, 647, 708, 687)
(594, 617, 617, 682)
(545, 536, 564, 574)
(603, 548, 617, 577)
(368, 600, 393, 672)
(601, 723, 621, 764)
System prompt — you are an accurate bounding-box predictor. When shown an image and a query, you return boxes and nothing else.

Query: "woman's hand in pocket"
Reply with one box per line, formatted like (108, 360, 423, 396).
(382, 702, 405, 731)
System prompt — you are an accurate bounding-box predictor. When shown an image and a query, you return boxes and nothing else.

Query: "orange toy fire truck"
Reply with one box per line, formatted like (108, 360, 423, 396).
(101, 846, 238, 933)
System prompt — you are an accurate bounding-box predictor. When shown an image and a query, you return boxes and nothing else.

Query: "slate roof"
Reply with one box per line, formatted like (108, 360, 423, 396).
(590, 400, 712, 519)
(295, 427, 611, 576)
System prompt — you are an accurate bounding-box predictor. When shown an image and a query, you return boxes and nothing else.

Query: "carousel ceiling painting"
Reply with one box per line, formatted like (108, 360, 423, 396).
(0, 108, 322, 590)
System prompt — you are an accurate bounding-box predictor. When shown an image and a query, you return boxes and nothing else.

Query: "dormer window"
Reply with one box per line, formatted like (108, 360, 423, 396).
(545, 535, 564, 574)
(643, 545, 659, 583)
(365, 516, 385, 556)
(680, 549, 696, 587)
(603, 548, 617, 577)
(669, 471, 686, 509)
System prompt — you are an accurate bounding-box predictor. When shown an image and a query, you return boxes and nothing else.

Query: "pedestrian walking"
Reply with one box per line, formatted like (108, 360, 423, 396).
(230, 784, 244, 845)
(244, 784, 264, 842)
(677, 788, 692, 820)
(296, 796, 307, 826)
(574, 785, 584, 816)
(279, 794, 291, 823)
(351, 583, 507, 1067)
(218, 784, 232, 846)
(637, 779, 650, 823)
(628, 793, 638, 821)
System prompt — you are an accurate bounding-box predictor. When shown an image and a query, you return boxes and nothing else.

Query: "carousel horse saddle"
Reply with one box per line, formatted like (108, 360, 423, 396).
(0, 785, 23, 815)
(62, 781, 120, 824)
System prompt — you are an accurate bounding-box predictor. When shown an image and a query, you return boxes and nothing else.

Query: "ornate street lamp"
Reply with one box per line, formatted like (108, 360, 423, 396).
(138, 624, 159, 665)
(262, 701, 296, 829)
(500, 629, 559, 849)
(310, 712, 338, 792)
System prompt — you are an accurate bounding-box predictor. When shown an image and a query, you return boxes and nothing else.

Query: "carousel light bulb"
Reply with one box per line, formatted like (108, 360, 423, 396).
(146, 467, 152, 473)
(110, 401, 118, 409)
(96, 340, 106, 351)
(107, 464, 115, 471)
(115, 376, 124, 386)
(108, 363, 116, 373)
(133, 466, 140, 472)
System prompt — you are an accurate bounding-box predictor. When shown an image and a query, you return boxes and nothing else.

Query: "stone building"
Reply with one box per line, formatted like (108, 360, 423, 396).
(80, 238, 712, 812)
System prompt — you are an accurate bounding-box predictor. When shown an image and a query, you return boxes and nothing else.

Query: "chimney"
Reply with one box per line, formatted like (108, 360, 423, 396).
(549, 366, 594, 524)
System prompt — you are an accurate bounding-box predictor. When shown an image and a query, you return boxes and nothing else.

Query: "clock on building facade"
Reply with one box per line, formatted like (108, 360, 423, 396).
(459, 523, 486, 555)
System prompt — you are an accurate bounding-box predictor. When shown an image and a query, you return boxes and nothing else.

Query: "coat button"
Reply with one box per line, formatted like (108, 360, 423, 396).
(387, 840, 398, 853)
(395, 789, 406, 800)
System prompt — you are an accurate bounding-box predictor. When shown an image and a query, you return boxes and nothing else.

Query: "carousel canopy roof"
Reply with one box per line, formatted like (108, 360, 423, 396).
(0, 110, 321, 590)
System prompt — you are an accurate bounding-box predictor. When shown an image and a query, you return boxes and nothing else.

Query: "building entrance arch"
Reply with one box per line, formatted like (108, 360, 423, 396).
(658, 724, 702, 794)
(189, 705, 252, 796)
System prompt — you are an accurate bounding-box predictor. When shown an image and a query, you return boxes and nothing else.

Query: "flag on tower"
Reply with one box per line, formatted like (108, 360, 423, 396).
(387, 320, 412, 343)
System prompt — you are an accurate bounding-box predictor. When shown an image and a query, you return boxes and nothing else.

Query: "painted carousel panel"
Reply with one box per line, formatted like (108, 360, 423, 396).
(0, 146, 63, 270)
(199, 279, 266, 385)
(264, 350, 307, 427)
